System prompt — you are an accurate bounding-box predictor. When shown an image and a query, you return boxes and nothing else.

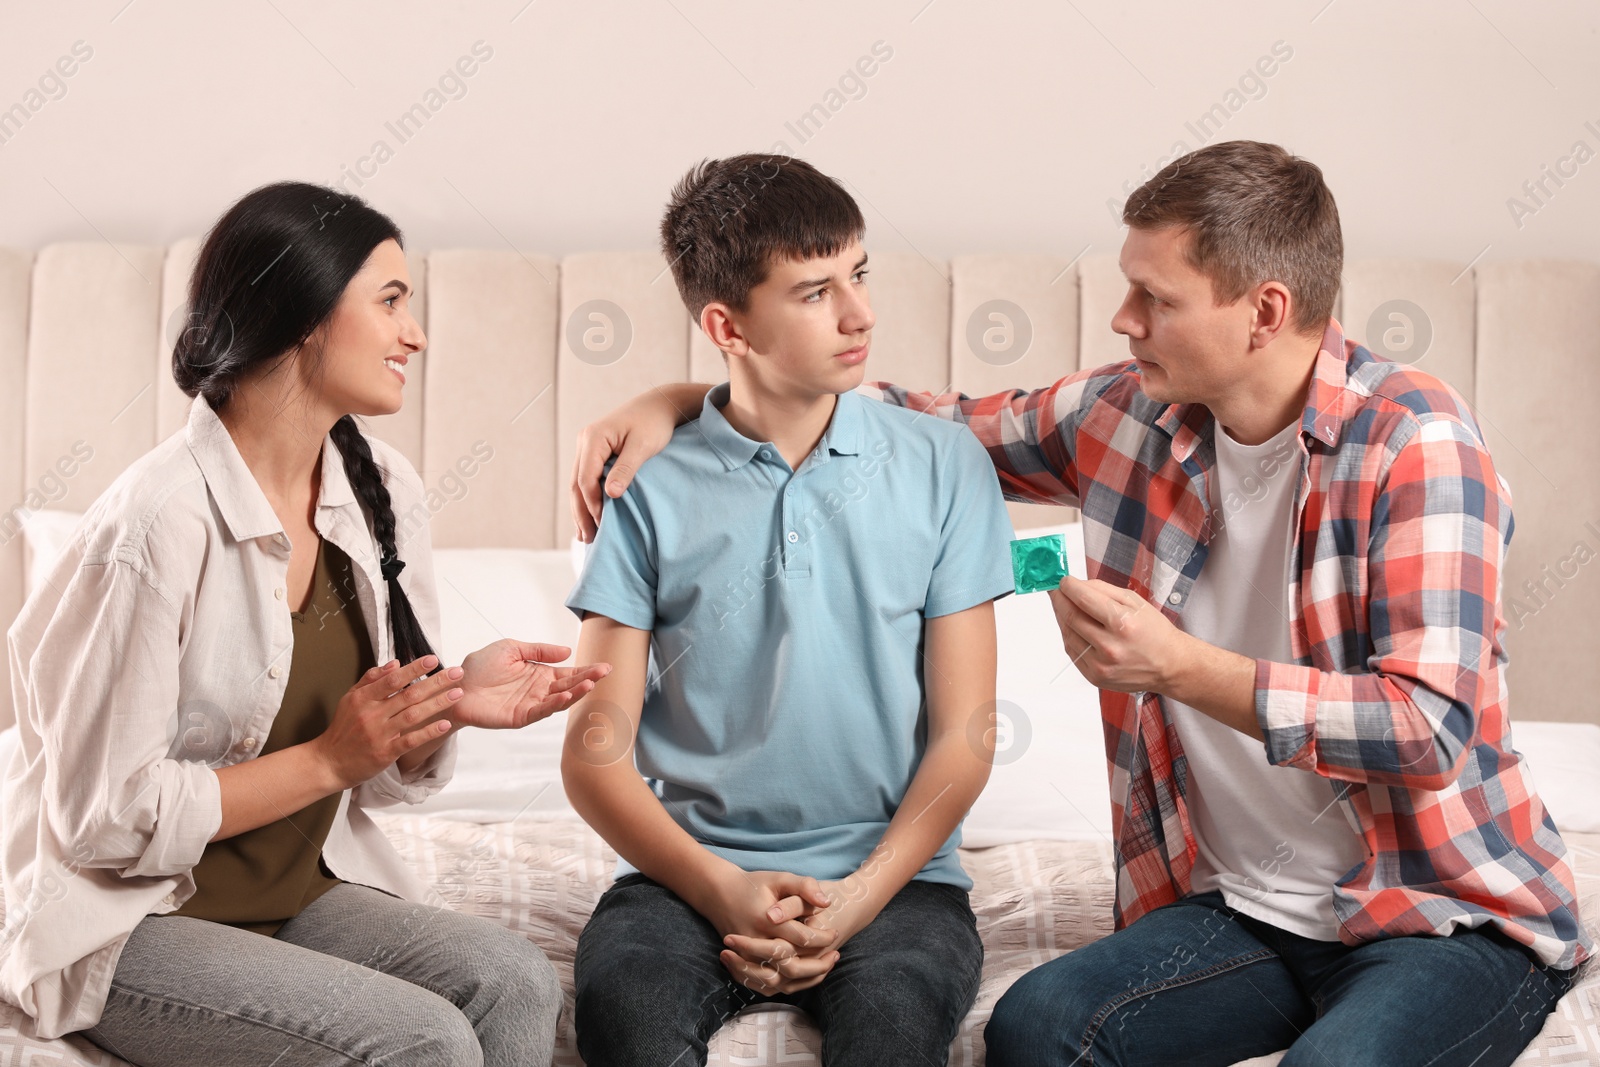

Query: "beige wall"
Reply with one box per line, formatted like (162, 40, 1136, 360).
(0, 1, 1596, 268)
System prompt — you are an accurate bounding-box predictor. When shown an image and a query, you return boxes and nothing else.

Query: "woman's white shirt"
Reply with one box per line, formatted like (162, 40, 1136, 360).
(0, 394, 457, 1039)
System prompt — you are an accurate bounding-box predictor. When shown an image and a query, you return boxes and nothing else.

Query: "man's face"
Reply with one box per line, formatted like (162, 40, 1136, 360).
(1110, 225, 1257, 409)
(725, 239, 875, 398)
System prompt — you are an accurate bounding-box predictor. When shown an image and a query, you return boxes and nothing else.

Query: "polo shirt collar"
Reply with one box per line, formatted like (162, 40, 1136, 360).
(696, 384, 762, 471)
(697, 383, 863, 471)
(820, 389, 863, 457)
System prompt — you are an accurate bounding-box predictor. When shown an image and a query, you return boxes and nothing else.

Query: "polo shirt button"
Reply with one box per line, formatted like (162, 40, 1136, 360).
(1167, 591, 1182, 605)
(162, 892, 176, 906)
(787, 531, 799, 543)
(241, 737, 257, 749)
(759, 448, 772, 460)
(274, 587, 285, 600)
(269, 666, 283, 679)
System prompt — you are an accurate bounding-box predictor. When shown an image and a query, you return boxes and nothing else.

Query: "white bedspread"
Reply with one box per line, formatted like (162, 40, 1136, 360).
(4, 812, 1595, 1066)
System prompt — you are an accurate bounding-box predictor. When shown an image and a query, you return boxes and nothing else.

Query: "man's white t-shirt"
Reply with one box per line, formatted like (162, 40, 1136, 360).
(1163, 417, 1367, 940)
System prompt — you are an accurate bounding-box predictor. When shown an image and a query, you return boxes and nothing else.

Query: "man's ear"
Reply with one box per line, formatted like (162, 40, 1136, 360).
(1248, 281, 1295, 349)
(701, 301, 750, 359)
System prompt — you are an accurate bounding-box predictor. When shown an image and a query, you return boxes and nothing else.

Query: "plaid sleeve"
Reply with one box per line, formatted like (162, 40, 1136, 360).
(859, 370, 1110, 508)
(1254, 416, 1509, 789)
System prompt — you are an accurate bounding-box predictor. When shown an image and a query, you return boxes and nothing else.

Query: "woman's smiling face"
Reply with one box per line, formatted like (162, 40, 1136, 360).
(309, 238, 426, 418)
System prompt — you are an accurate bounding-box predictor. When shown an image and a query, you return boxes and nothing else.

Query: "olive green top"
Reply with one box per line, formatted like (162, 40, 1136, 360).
(175, 537, 373, 935)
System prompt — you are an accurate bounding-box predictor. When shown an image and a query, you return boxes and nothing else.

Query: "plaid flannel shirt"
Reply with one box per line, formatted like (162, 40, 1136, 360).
(864, 319, 1591, 971)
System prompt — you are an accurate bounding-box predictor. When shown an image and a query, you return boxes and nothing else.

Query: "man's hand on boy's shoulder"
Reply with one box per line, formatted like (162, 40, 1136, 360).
(571, 383, 707, 543)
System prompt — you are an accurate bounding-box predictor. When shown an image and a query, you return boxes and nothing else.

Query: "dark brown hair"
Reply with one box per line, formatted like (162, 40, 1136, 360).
(1122, 140, 1342, 335)
(660, 154, 865, 320)
(174, 181, 435, 667)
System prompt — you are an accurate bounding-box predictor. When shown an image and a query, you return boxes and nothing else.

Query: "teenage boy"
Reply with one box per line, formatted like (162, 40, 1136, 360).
(560, 155, 1015, 1067)
(571, 141, 1590, 1067)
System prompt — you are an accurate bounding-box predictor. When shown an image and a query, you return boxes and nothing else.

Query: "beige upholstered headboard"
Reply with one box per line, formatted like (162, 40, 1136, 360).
(1, 244, 1595, 728)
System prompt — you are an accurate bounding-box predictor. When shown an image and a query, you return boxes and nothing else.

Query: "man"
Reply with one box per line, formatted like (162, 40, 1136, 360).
(572, 140, 1590, 1066)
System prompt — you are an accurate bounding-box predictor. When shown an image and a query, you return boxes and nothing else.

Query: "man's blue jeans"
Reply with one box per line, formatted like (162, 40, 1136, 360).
(985, 889, 1579, 1067)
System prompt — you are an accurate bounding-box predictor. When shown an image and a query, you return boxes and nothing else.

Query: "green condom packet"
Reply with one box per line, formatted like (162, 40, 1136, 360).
(1010, 533, 1070, 594)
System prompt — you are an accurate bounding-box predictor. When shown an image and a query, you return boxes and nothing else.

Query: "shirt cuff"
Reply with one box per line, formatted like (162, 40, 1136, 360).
(565, 594, 654, 632)
(127, 759, 223, 879)
(924, 578, 1016, 619)
(356, 731, 459, 808)
(1254, 658, 1322, 771)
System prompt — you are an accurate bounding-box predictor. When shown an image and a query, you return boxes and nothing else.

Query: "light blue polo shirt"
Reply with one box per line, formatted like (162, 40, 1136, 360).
(565, 383, 1014, 888)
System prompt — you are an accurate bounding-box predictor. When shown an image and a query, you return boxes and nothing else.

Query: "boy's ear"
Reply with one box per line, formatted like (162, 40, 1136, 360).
(701, 301, 750, 359)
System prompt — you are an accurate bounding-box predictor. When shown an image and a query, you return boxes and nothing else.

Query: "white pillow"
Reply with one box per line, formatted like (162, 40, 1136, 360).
(19, 513, 1589, 844)
(570, 534, 589, 582)
(12, 512, 1104, 836)
(9, 521, 585, 823)
(962, 523, 1600, 842)
(963, 521, 1112, 846)
(1512, 721, 1600, 834)
(414, 546, 584, 819)
(19, 508, 85, 599)
(421, 526, 1116, 836)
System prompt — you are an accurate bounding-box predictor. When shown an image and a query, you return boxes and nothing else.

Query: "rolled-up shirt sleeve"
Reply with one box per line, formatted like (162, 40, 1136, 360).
(356, 742, 456, 806)
(1254, 417, 1509, 790)
(23, 556, 222, 879)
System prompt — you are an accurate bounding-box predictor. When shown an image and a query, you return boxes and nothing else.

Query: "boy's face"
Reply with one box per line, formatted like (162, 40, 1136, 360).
(717, 239, 875, 399)
(1110, 225, 1260, 409)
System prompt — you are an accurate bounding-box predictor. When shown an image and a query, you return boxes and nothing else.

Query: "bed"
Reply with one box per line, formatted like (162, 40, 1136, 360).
(0, 240, 1596, 1064)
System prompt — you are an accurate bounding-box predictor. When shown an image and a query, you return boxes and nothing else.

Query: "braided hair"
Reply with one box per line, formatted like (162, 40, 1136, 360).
(173, 180, 434, 665)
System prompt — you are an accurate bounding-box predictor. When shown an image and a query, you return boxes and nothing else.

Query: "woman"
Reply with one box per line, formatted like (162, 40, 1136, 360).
(0, 182, 608, 1066)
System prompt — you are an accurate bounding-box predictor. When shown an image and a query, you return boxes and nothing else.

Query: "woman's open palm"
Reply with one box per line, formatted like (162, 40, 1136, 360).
(454, 639, 610, 729)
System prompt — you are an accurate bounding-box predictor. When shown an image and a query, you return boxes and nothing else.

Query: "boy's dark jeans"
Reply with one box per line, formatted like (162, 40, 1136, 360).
(574, 873, 983, 1066)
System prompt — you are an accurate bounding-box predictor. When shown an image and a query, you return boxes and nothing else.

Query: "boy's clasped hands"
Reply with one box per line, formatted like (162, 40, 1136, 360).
(692, 862, 886, 994)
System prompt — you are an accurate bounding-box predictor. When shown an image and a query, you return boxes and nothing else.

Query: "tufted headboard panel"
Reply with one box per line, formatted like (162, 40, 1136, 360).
(1, 244, 1594, 727)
